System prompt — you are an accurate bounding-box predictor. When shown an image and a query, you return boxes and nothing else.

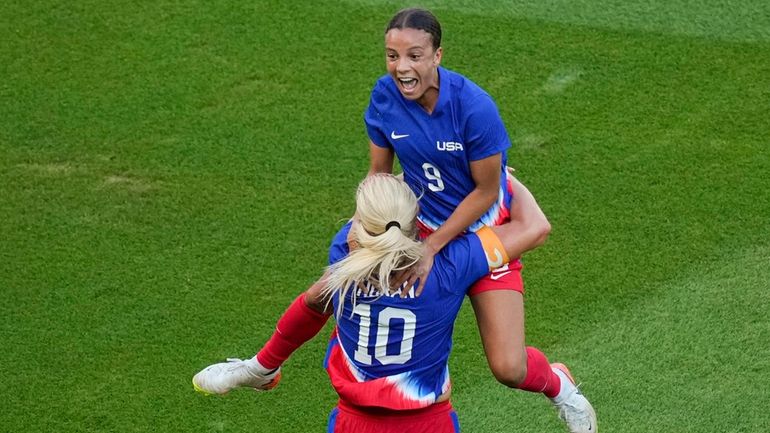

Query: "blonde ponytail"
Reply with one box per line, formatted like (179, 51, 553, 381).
(323, 174, 423, 312)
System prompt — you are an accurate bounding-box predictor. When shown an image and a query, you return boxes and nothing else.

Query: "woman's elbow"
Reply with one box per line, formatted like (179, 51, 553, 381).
(532, 217, 551, 247)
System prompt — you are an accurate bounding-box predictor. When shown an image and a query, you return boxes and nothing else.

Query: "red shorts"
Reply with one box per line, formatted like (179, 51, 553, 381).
(469, 258, 524, 295)
(328, 400, 460, 433)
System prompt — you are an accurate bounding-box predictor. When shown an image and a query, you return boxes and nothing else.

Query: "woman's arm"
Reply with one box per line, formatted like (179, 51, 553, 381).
(490, 176, 551, 259)
(424, 153, 501, 255)
(400, 153, 502, 295)
(368, 141, 394, 175)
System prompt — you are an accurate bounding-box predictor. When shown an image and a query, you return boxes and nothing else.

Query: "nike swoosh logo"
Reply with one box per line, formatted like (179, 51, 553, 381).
(490, 271, 511, 280)
(390, 131, 409, 140)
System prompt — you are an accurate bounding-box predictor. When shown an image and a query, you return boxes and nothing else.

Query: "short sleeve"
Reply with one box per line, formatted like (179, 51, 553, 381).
(364, 82, 391, 149)
(437, 234, 492, 295)
(464, 94, 512, 161)
(328, 221, 353, 265)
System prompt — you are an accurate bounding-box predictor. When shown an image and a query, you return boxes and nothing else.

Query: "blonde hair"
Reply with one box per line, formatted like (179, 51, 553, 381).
(323, 174, 423, 312)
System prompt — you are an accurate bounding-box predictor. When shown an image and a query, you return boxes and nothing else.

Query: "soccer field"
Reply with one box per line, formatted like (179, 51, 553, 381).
(2, 1, 769, 432)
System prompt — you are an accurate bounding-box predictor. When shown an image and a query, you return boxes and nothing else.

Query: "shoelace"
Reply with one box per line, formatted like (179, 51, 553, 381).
(554, 381, 583, 404)
(223, 358, 278, 378)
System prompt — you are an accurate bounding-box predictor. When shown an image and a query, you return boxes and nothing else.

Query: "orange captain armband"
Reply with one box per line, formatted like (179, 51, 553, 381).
(475, 226, 510, 271)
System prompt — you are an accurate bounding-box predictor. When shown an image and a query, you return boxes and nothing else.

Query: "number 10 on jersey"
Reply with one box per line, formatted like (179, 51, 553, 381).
(352, 304, 416, 366)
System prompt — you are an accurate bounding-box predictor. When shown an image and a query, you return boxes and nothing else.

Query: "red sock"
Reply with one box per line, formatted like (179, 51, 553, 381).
(516, 347, 561, 398)
(256, 294, 331, 369)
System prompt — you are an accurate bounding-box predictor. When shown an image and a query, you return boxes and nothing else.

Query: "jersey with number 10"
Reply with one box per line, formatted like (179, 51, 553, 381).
(324, 222, 506, 410)
(365, 67, 513, 233)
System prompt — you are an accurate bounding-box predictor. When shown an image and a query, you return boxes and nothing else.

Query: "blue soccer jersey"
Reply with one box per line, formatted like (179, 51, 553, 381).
(324, 221, 508, 410)
(365, 67, 513, 232)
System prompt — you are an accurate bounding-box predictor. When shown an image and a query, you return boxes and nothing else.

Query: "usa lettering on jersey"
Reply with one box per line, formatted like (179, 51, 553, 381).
(436, 141, 464, 151)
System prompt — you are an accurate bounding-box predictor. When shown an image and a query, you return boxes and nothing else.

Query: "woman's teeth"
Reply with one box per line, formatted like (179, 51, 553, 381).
(400, 78, 417, 89)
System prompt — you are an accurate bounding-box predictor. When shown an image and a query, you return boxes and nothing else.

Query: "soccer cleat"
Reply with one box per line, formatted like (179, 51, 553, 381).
(192, 358, 281, 395)
(550, 363, 597, 433)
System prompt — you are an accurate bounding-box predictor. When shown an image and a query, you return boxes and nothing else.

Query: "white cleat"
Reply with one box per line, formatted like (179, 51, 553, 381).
(193, 358, 281, 395)
(550, 363, 597, 433)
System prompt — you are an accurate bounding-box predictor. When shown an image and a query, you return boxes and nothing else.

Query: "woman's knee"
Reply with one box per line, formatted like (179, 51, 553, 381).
(488, 352, 528, 387)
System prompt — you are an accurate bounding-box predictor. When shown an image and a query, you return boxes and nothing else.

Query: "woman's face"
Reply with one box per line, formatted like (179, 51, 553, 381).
(385, 27, 442, 109)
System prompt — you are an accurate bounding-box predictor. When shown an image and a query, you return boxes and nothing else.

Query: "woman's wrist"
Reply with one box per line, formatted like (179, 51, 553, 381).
(423, 237, 441, 255)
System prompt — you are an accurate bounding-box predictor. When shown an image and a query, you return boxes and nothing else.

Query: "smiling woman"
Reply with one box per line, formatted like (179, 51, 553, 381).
(384, 16, 443, 111)
(366, 9, 596, 433)
(365, 8, 596, 426)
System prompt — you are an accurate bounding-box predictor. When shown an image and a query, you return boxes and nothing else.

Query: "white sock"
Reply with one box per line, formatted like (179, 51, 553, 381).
(246, 356, 275, 375)
(550, 367, 576, 404)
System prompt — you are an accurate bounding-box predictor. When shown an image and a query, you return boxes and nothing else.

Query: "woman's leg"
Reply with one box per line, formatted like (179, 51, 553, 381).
(192, 276, 332, 394)
(256, 274, 331, 369)
(470, 276, 598, 433)
(469, 288, 560, 397)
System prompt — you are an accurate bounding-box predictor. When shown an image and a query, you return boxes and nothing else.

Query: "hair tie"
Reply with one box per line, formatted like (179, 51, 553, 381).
(385, 221, 401, 231)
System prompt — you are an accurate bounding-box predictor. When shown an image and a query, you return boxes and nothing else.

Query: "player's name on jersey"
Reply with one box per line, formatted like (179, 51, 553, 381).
(354, 280, 416, 299)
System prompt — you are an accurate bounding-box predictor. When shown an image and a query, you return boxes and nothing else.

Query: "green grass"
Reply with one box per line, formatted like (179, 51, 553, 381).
(2, 1, 769, 432)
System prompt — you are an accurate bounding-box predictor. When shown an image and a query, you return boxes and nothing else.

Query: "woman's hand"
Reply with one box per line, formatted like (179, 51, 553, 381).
(394, 242, 437, 297)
